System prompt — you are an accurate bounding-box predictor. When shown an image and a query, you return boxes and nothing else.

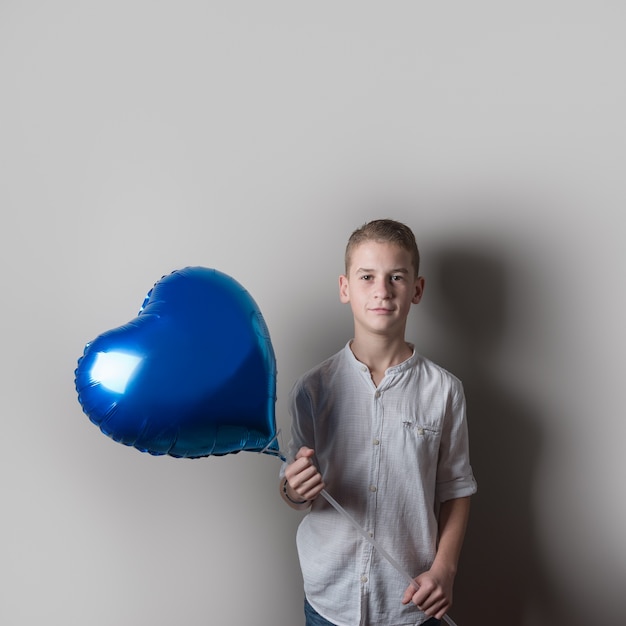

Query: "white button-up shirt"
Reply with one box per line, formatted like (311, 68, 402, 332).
(284, 343, 477, 626)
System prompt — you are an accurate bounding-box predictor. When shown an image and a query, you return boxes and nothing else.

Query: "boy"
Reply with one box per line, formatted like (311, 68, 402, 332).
(281, 219, 477, 626)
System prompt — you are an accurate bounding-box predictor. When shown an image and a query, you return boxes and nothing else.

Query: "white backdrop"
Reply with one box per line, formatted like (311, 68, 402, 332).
(1, 2, 624, 625)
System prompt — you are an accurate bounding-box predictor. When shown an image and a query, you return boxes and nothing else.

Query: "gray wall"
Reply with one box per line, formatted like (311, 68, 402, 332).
(2, 2, 624, 625)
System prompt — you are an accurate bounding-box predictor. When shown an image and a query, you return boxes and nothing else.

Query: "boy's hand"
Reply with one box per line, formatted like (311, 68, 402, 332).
(284, 447, 325, 502)
(400, 565, 454, 620)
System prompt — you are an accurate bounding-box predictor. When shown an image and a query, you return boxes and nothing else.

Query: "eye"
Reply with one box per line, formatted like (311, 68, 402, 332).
(391, 274, 404, 281)
(360, 274, 372, 281)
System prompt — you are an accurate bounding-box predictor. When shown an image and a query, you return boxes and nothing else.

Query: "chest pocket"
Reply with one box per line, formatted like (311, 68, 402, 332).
(401, 421, 441, 457)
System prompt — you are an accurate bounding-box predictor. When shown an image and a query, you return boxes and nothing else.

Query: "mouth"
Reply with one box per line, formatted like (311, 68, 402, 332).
(370, 307, 394, 314)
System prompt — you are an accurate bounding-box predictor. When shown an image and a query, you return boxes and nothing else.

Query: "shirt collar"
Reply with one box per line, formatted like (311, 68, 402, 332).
(343, 341, 418, 376)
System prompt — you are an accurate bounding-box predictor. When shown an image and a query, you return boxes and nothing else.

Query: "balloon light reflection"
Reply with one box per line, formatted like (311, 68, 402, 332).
(90, 351, 143, 394)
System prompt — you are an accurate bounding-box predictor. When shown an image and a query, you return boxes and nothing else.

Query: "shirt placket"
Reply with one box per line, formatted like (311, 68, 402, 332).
(358, 376, 387, 619)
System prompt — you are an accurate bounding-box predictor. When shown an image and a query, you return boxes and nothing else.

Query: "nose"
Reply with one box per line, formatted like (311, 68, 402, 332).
(374, 277, 392, 300)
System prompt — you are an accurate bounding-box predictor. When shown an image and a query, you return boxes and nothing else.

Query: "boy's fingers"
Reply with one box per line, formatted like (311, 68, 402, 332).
(295, 446, 315, 459)
(286, 454, 318, 484)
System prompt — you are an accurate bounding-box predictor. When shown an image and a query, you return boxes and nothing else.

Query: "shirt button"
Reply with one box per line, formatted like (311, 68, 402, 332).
(375, 390, 381, 398)
(373, 439, 380, 445)
(361, 365, 368, 372)
(361, 575, 368, 583)
(369, 485, 377, 493)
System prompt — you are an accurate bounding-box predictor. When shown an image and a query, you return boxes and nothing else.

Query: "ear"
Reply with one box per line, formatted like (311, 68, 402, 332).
(412, 276, 425, 304)
(339, 274, 350, 303)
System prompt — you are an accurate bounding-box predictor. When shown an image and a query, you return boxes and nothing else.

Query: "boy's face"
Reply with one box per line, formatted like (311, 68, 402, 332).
(339, 241, 424, 339)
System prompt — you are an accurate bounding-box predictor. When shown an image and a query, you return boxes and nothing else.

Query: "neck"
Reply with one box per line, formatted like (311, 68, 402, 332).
(349, 334, 413, 375)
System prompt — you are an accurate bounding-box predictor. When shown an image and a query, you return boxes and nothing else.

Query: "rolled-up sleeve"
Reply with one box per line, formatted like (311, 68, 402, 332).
(436, 381, 478, 502)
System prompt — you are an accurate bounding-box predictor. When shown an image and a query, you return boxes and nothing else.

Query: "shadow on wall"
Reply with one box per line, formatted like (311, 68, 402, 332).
(423, 243, 576, 626)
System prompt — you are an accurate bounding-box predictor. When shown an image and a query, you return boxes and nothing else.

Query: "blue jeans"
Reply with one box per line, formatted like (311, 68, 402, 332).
(304, 597, 441, 626)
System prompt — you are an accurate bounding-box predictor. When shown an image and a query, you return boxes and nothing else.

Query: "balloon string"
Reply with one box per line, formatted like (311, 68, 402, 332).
(269, 435, 459, 626)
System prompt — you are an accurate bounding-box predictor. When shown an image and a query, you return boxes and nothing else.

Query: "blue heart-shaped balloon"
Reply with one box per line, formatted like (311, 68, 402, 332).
(75, 267, 279, 459)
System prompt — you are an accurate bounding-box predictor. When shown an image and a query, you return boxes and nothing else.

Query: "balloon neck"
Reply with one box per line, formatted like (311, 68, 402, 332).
(260, 431, 286, 462)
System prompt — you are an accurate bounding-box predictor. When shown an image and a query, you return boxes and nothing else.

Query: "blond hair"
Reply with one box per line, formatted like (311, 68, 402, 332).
(344, 219, 420, 275)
